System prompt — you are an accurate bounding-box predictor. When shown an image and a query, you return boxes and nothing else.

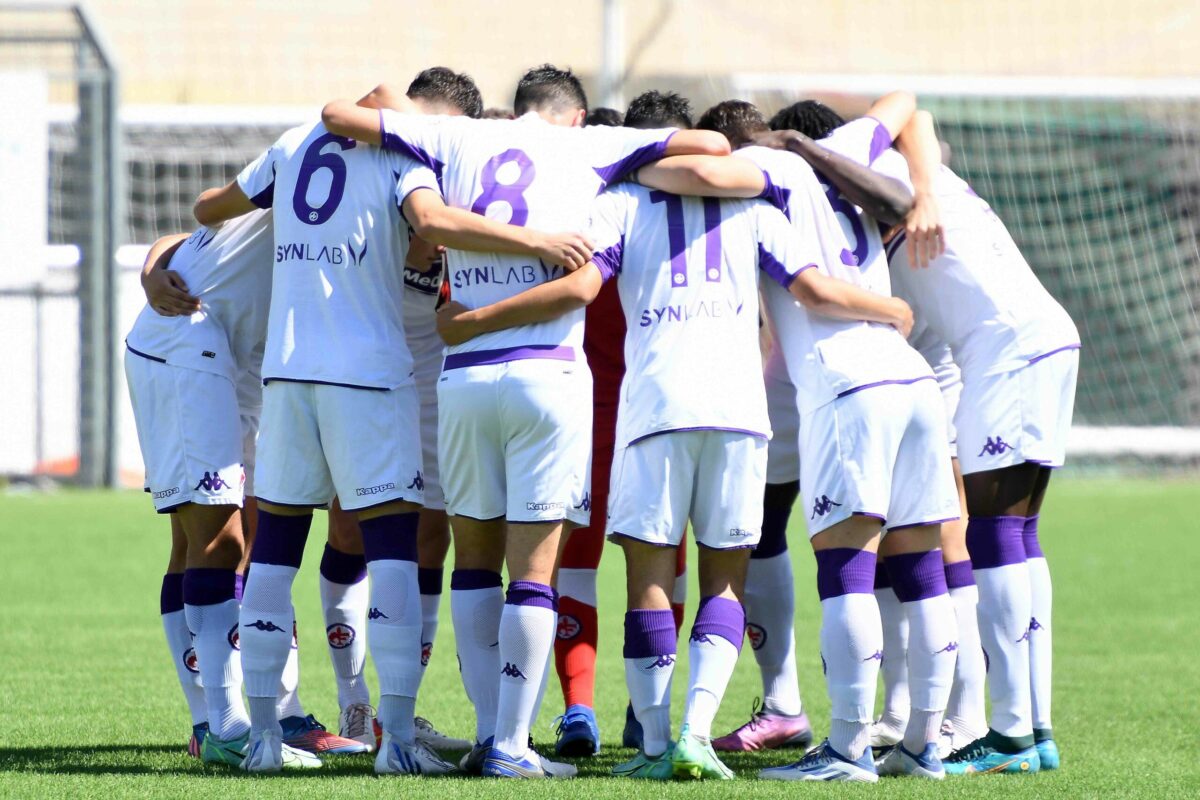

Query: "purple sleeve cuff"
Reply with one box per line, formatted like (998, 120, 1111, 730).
(758, 242, 812, 288)
(864, 115, 894, 165)
(591, 237, 624, 282)
(593, 129, 677, 187)
(756, 170, 792, 219)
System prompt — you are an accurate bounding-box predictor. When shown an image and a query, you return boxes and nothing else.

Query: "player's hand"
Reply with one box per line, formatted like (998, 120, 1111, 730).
(533, 232, 594, 272)
(144, 269, 200, 316)
(436, 301, 477, 346)
(903, 190, 945, 269)
(889, 297, 915, 338)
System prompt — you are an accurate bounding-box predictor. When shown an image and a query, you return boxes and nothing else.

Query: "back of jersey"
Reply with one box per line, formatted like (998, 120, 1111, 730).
(237, 121, 437, 389)
(378, 111, 676, 355)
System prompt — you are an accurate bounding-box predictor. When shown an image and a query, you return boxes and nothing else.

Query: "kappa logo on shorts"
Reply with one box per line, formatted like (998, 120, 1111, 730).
(194, 471, 231, 492)
(934, 641, 959, 655)
(1016, 626, 1032, 644)
(644, 655, 675, 670)
(863, 649, 883, 662)
(153, 487, 180, 500)
(978, 436, 1013, 457)
(526, 501, 565, 512)
(243, 619, 285, 634)
(746, 623, 768, 651)
(421, 641, 433, 667)
(407, 471, 424, 492)
(1030, 616, 1045, 632)
(201, 350, 216, 359)
(227, 624, 240, 650)
(729, 528, 753, 537)
(326, 623, 356, 649)
(356, 482, 396, 497)
(183, 647, 200, 673)
(810, 495, 843, 519)
(556, 614, 581, 640)
(573, 492, 591, 512)
(501, 662, 527, 680)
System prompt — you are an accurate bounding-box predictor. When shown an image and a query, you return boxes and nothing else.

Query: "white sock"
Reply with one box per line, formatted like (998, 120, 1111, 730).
(946, 584, 988, 740)
(161, 608, 206, 726)
(530, 647, 553, 731)
(745, 553, 802, 717)
(556, 567, 598, 607)
(186, 597, 250, 740)
(420, 593, 439, 676)
(276, 613, 304, 720)
(494, 584, 557, 756)
(239, 564, 298, 735)
(683, 634, 739, 740)
(367, 558, 421, 743)
(626, 655, 675, 757)
(974, 562, 1033, 737)
(320, 573, 370, 709)
(821, 593, 882, 759)
(900, 594, 957, 752)
(875, 587, 910, 736)
(1028, 556, 1053, 732)
(451, 574, 504, 744)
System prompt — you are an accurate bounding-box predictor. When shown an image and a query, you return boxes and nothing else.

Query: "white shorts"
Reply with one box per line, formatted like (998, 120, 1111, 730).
(437, 357, 591, 525)
(608, 429, 766, 550)
(125, 350, 245, 512)
(254, 380, 424, 511)
(956, 347, 1079, 475)
(764, 348, 801, 485)
(800, 379, 959, 537)
(934, 357, 963, 458)
(409, 327, 445, 510)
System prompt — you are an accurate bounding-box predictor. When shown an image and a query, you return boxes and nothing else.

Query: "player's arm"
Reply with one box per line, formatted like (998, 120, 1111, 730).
(864, 90, 917, 139)
(895, 109, 946, 268)
(661, 129, 732, 157)
(140, 233, 198, 316)
(636, 155, 766, 198)
(402, 189, 594, 270)
(748, 130, 913, 225)
(788, 269, 913, 337)
(436, 266, 605, 345)
(321, 101, 384, 145)
(193, 182, 256, 227)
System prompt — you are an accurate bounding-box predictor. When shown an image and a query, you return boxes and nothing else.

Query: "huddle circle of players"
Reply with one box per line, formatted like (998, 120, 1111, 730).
(126, 64, 1078, 781)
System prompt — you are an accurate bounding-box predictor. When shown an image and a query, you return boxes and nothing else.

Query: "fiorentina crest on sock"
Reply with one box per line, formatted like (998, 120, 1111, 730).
(746, 623, 767, 651)
(557, 614, 581, 640)
(326, 623, 356, 649)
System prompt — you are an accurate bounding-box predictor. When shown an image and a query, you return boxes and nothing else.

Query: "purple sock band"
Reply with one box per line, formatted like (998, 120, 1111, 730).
(183, 567, 237, 607)
(249, 510, 313, 568)
(160, 573, 184, 615)
(234, 572, 245, 602)
(966, 516, 1028, 570)
(506, 580, 556, 611)
(359, 512, 419, 563)
(815, 548, 877, 600)
(874, 559, 892, 590)
(623, 609, 678, 658)
(1023, 515, 1044, 559)
(418, 567, 444, 596)
(691, 595, 746, 651)
(320, 543, 368, 584)
(450, 569, 503, 591)
(753, 504, 791, 560)
(944, 559, 975, 589)
(885, 550, 949, 603)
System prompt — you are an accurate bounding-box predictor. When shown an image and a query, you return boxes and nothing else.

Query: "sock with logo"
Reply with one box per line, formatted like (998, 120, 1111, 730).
(184, 567, 250, 740)
(671, 544, 688, 632)
(816, 548, 881, 761)
(494, 581, 557, 757)
(1024, 515, 1054, 732)
(745, 501, 802, 717)
(275, 611, 304, 721)
(319, 543, 370, 710)
(682, 596, 744, 740)
(360, 513, 421, 744)
(944, 560, 988, 740)
(240, 511, 311, 736)
(418, 567, 443, 687)
(886, 550, 957, 753)
(874, 561, 910, 739)
(451, 569, 504, 743)
(554, 567, 599, 709)
(161, 573, 207, 726)
(624, 609, 677, 758)
(967, 515, 1034, 740)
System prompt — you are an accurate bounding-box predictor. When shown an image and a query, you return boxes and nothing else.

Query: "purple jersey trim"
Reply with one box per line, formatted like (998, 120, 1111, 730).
(378, 108, 446, 188)
(248, 178, 275, 210)
(592, 237, 624, 282)
(627, 426, 769, 446)
(126, 342, 167, 364)
(1027, 343, 1081, 365)
(593, 130, 676, 187)
(865, 116, 893, 165)
(758, 241, 807, 288)
(757, 170, 792, 219)
(885, 229, 907, 262)
(442, 344, 575, 371)
(836, 375, 935, 399)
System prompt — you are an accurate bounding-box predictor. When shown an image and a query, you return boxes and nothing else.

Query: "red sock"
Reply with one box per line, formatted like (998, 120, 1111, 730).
(671, 536, 688, 633)
(555, 594, 598, 708)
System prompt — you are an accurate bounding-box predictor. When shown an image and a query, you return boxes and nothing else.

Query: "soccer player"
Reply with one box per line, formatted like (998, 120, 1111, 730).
(193, 68, 589, 775)
(320, 64, 730, 778)
(585, 106, 623, 127)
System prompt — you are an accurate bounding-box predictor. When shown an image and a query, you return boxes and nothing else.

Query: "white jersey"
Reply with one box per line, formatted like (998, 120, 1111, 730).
(402, 255, 444, 335)
(236, 121, 438, 389)
(588, 185, 813, 448)
(869, 150, 1081, 376)
(125, 209, 273, 384)
(377, 110, 677, 359)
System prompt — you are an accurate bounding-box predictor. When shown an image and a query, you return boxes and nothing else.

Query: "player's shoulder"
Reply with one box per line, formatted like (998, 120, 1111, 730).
(738, 145, 817, 183)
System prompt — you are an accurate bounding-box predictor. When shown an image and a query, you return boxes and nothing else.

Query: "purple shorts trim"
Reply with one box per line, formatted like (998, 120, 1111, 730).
(888, 515, 960, 532)
(506, 517, 568, 526)
(815, 548, 877, 599)
(506, 580, 557, 611)
(450, 569, 503, 591)
(1027, 343, 1081, 365)
(965, 515, 1027, 569)
(253, 496, 326, 510)
(183, 567, 238, 606)
(160, 573, 185, 615)
(944, 559, 975, 589)
(854, 511, 888, 524)
(885, 550, 949, 603)
(126, 343, 167, 364)
(627, 425, 768, 446)
(418, 567, 444, 595)
(449, 511, 506, 523)
(692, 596, 746, 652)
(443, 345, 574, 371)
(155, 500, 188, 515)
(263, 376, 389, 392)
(837, 375, 935, 399)
(608, 532, 677, 548)
(624, 608, 677, 658)
(320, 543, 368, 585)
(1022, 515, 1044, 558)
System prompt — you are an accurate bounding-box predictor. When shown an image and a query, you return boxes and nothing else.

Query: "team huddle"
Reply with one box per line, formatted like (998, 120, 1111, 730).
(125, 63, 1079, 782)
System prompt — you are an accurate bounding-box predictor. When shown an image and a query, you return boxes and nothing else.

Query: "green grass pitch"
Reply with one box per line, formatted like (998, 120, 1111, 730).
(1, 478, 1197, 798)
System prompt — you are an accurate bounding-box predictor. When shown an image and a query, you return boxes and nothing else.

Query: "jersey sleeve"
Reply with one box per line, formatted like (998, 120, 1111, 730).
(820, 117, 894, 167)
(393, 157, 442, 217)
(755, 189, 853, 288)
(586, 190, 630, 282)
(236, 144, 280, 209)
(378, 110, 459, 180)
(870, 148, 916, 192)
(588, 126, 678, 188)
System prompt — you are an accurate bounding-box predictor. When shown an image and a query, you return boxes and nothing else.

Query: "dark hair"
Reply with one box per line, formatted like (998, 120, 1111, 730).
(585, 107, 624, 127)
(624, 90, 693, 130)
(513, 64, 588, 116)
(696, 100, 767, 147)
(481, 107, 515, 120)
(406, 67, 484, 118)
(769, 100, 845, 139)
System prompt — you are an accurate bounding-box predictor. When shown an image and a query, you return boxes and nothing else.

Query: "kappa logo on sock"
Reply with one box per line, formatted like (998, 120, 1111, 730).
(500, 662, 527, 680)
(183, 647, 200, 673)
(689, 632, 713, 645)
(810, 495, 842, 519)
(644, 655, 676, 670)
(1029, 616, 1045, 632)
(556, 613, 581, 640)
(326, 623, 356, 649)
(194, 470, 231, 492)
(934, 641, 959, 655)
(978, 436, 1013, 457)
(243, 619, 285, 634)
(746, 623, 768, 651)
(407, 471, 424, 492)
(367, 607, 389, 621)
(1016, 626, 1032, 644)
(227, 624, 240, 650)
(421, 641, 433, 667)
(862, 649, 883, 662)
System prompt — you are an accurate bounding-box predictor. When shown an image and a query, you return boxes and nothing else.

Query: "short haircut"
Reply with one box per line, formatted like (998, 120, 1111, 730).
(769, 100, 846, 140)
(481, 107, 515, 120)
(513, 64, 588, 116)
(585, 107, 624, 127)
(624, 90, 693, 130)
(696, 100, 768, 148)
(406, 67, 484, 118)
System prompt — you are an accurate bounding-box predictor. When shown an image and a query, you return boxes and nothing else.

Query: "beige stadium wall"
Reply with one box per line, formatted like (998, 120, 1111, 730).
(89, 0, 1199, 107)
